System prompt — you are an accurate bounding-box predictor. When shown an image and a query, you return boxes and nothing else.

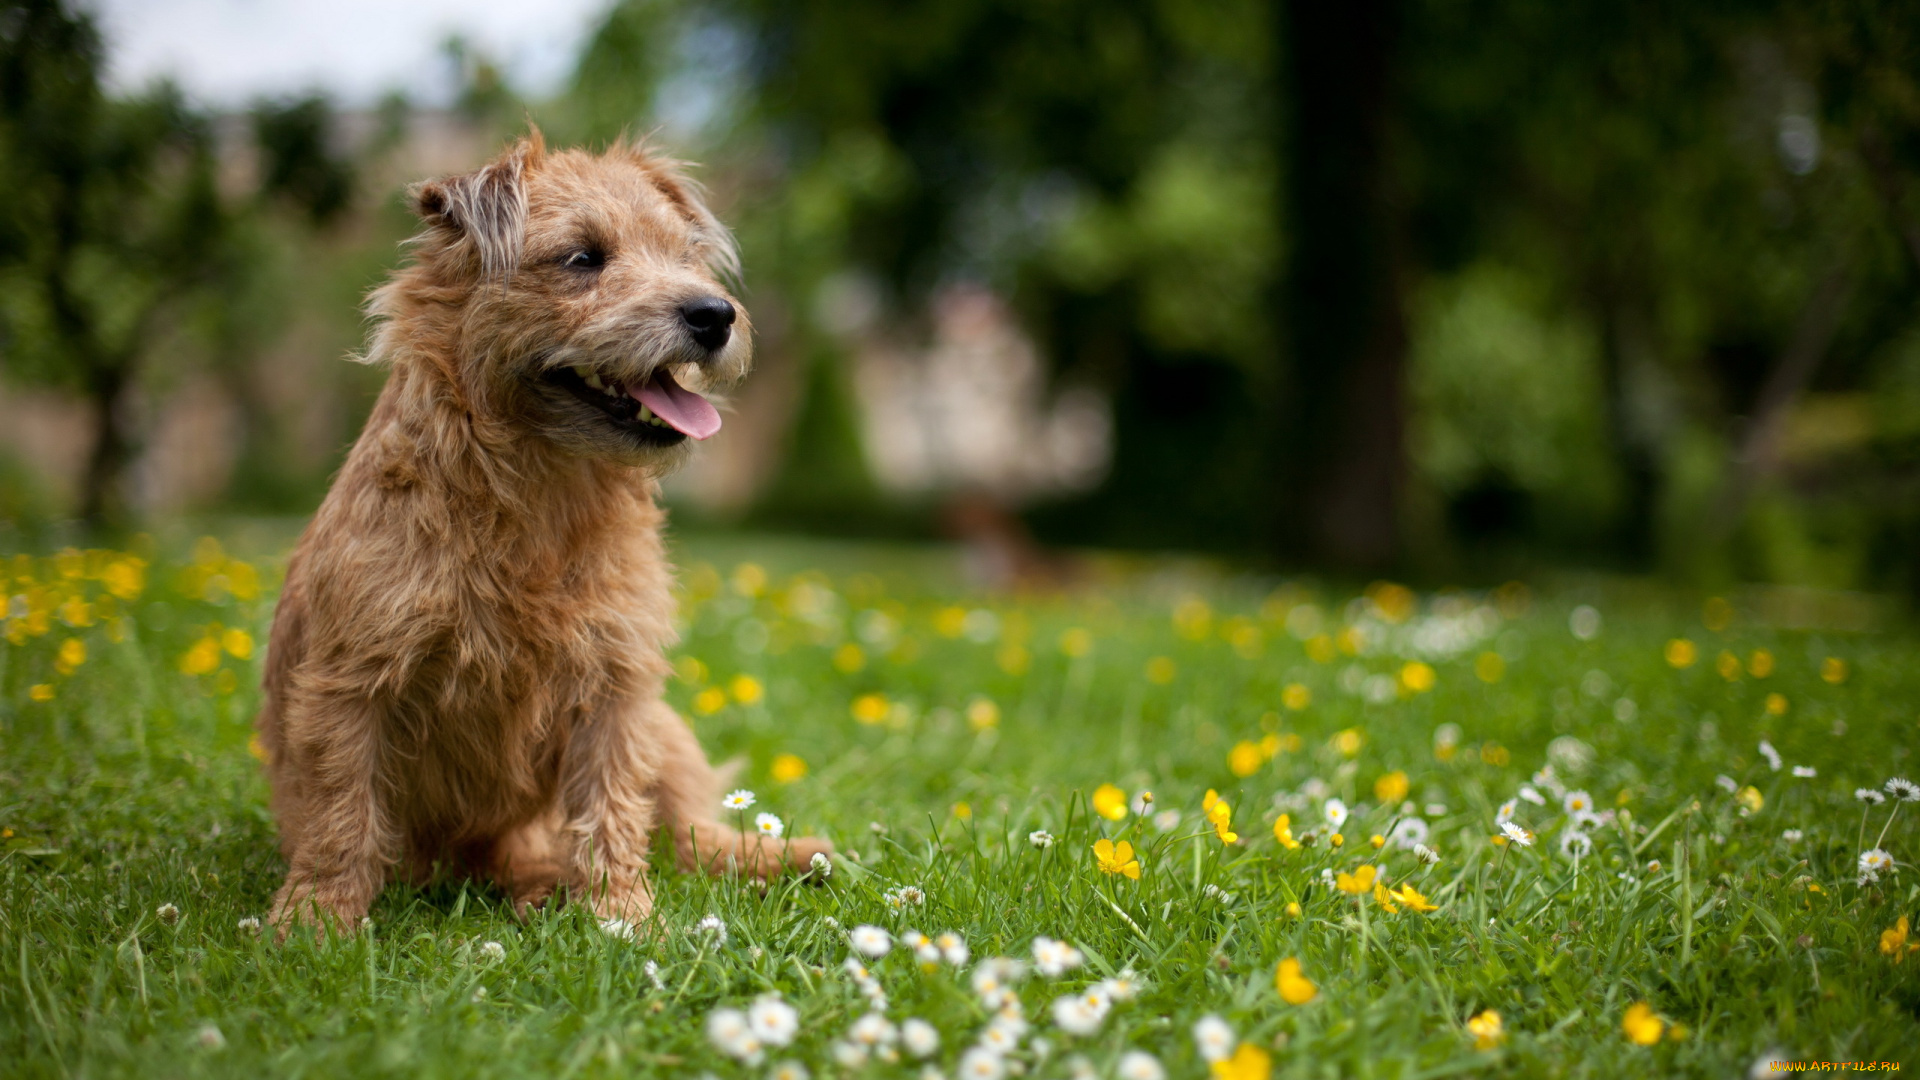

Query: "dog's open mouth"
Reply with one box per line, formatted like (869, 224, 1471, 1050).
(546, 365, 722, 443)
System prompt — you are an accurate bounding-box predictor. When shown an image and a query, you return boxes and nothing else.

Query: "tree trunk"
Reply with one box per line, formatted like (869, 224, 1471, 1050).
(1275, 0, 1406, 570)
(77, 363, 131, 528)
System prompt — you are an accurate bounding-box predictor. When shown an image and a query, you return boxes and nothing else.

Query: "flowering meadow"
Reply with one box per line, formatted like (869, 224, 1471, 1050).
(0, 534, 1916, 1078)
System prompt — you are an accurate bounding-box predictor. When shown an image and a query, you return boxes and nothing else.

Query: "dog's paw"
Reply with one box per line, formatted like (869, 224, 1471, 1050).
(268, 878, 372, 944)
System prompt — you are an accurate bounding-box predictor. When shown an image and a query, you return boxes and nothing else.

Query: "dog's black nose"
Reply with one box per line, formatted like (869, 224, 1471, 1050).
(679, 295, 736, 352)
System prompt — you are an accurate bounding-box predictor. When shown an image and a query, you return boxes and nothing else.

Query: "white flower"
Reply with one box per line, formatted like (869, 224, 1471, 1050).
(831, 1042, 869, 1069)
(1097, 970, 1142, 1001)
(707, 1008, 764, 1064)
(1495, 800, 1517, 826)
(899, 885, 926, 906)
(977, 1019, 1023, 1055)
(1425, 803, 1449, 816)
(1518, 785, 1546, 806)
(749, 995, 799, 1047)
(756, 812, 785, 837)
(1857, 788, 1888, 805)
(236, 917, 261, 935)
(600, 918, 636, 941)
(1030, 1035, 1052, 1061)
(1117, 1050, 1166, 1080)
(195, 1023, 225, 1050)
(1324, 798, 1349, 828)
(849, 1012, 898, 1048)
(958, 1047, 1006, 1080)
(696, 914, 729, 945)
(1758, 740, 1783, 771)
(644, 960, 664, 990)
(1561, 790, 1594, 816)
(1063, 1054, 1097, 1080)
(1887, 778, 1920, 802)
(1791, 766, 1816, 779)
(1859, 848, 1895, 876)
(156, 903, 180, 926)
(1031, 937, 1083, 977)
(770, 1061, 811, 1080)
(936, 932, 969, 966)
(1782, 830, 1803, 843)
(851, 925, 892, 958)
(1050, 986, 1112, 1035)
(971, 957, 1028, 1006)
(810, 852, 832, 877)
(901, 1018, 940, 1059)
(1388, 817, 1430, 850)
(1716, 775, 1739, 793)
(724, 789, 757, 810)
(1028, 830, 1055, 849)
(1153, 809, 1184, 831)
(478, 940, 506, 962)
(1201, 883, 1235, 903)
(1192, 1014, 1235, 1062)
(1559, 830, 1592, 859)
(1501, 822, 1533, 847)
(1414, 843, 1441, 864)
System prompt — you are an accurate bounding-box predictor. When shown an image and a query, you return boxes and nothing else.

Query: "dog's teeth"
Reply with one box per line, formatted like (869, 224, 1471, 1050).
(584, 372, 607, 391)
(638, 403, 655, 422)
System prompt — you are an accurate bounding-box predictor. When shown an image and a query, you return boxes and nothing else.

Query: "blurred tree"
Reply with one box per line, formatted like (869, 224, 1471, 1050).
(0, 0, 251, 528)
(252, 94, 355, 226)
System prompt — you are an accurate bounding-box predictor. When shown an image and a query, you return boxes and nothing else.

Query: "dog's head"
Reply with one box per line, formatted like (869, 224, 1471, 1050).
(392, 131, 749, 466)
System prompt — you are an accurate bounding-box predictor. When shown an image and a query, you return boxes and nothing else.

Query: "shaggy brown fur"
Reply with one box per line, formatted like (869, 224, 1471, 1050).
(258, 132, 829, 937)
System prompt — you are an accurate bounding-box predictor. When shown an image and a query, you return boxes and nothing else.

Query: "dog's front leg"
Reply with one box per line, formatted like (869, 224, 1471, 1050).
(268, 690, 396, 941)
(562, 703, 661, 925)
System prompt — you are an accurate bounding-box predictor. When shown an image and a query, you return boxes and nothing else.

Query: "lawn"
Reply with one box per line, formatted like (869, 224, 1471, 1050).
(0, 532, 1915, 1078)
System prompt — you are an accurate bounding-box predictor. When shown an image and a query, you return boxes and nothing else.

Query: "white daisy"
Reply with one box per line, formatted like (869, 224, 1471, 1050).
(478, 940, 505, 962)
(1758, 740, 1783, 772)
(958, 1047, 1006, 1080)
(971, 957, 1028, 1006)
(1887, 778, 1920, 802)
(936, 932, 970, 966)
(1495, 800, 1517, 826)
(770, 1061, 811, 1080)
(1098, 970, 1142, 1001)
(1859, 848, 1895, 876)
(1715, 775, 1739, 793)
(1192, 1014, 1235, 1063)
(1117, 1050, 1166, 1080)
(755, 812, 784, 837)
(1562, 790, 1594, 816)
(1857, 788, 1887, 805)
(1559, 830, 1592, 859)
(1388, 817, 1430, 850)
(707, 1008, 764, 1064)
(1063, 1054, 1097, 1080)
(1028, 830, 1055, 849)
(195, 1023, 225, 1050)
(851, 925, 892, 958)
(1782, 830, 1803, 843)
(696, 914, 729, 945)
(849, 1012, 898, 1048)
(977, 1019, 1023, 1055)
(1049, 986, 1112, 1035)
(644, 960, 664, 990)
(236, 917, 261, 936)
(1791, 766, 1816, 779)
(1324, 798, 1349, 828)
(749, 995, 799, 1047)
(600, 918, 636, 941)
(724, 789, 757, 810)
(1501, 822, 1533, 847)
(1518, 785, 1546, 806)
(831, 1041, 869, 1069)
(901, 1018, 940, 1059)
(1414, 843, 1441, 864)
(809, 852, 833, 877)
(1031, 937, 1083, 977)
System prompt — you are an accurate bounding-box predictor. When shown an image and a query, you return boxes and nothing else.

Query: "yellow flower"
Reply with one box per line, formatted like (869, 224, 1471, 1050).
(966, 697, 1000, 730)
(1391, 884, 1438, 913)
(1703, 595, 1733, 630)
(996, 644, 1030, 674)
(1474, 651, 1505, 683)
(1330, 832, 1344, 847)
(58, 595, 91, 627)
(1882, 915, 1919, 961)
(1400, 661, 1436, 693)
(934, 606, 968, 638)
(832, 643, 866, 672)
(180, 636, 221, 676)
(1282, 682, 1312, 710)
(1173, 597, 1213, 640)
(1144, 656, 1177, 684)
(1821, 657, 1848, 684)
(953, 801, 972, 820)
(675, 655, 709, 684)
(1093, 838, 1141, 880)
(28, 683, 54, 702)
(730, 562, 766, 597)
(1715, 650, 1741, 680)
(1272, 814, 1300, 850)
(1748, 648, 1774, 678)
(101, 558, 146, 600)
(1369, 834, 1386, 849)
(221, 628, 253, 660)
(1466, 1009, 1504, 1050)
(1228, 740, 1264, 778)
(1664, 639, 1697, 668)
(247, 732, 266, 761)
(1336, 865, 1377, 895)
(1274, 957, 1317, 1005)
(1373, 880, 1399, 912)
(1203, 788, 1220, 811)
(1765, 693, 1787, 716)
(1059, 627, 1093, 657)
(1211, 1043, 1271, 1080)
(730, 674, 764, 705)
(693, 687, 728, 715)
(851, 692, 889, 724)
(1284, 901, 1302, 917)
(54, 637, 86, 675)
(1373, 770, 1409, 804)
(1621, 1002, 1665, 1046)
(1092, 783, 1129, 821)
(1207, 798, 1238, 844)
(771, 753, 808, 783)
(1736, 786, 1763, 814)
(1258, 733, 1280, 758)
(1305, 634, 1336, 663)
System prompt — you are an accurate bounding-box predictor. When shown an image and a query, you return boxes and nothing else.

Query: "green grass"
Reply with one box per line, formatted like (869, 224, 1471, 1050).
(1, 533, 1917, 1078)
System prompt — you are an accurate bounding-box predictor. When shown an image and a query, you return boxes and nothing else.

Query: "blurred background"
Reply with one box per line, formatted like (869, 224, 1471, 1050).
(2, 0, 1918, 598)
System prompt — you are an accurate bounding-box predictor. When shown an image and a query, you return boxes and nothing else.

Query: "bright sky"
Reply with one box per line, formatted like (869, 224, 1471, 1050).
(89, 0, 614, 108)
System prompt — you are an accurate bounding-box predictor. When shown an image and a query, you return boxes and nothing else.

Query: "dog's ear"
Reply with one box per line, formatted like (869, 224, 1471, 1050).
(408, 131, 546, 279)
(639, 155, 741, 288)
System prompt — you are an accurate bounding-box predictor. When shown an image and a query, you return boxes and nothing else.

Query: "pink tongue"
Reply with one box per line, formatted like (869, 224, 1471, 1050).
(632, 368, 721, 440)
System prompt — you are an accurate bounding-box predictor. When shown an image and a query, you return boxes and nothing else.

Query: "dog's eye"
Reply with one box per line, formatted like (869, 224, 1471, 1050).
(563, 249, 606, 270)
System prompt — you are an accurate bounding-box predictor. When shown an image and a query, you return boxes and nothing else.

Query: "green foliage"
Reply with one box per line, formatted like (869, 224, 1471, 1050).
(1, 533, 1917, 1076)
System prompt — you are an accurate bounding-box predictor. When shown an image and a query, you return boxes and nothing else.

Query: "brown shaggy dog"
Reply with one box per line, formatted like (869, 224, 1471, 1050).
(257, 132, 829, 937)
